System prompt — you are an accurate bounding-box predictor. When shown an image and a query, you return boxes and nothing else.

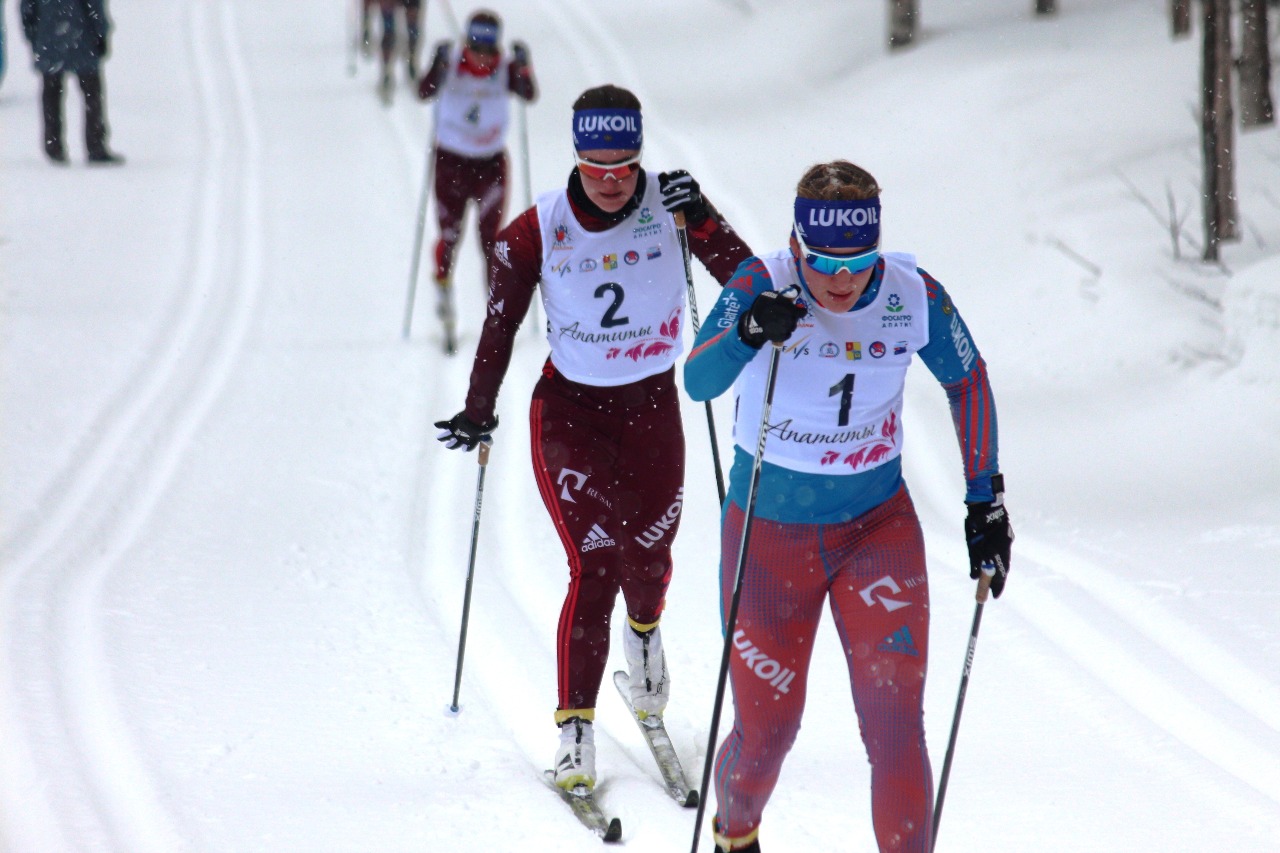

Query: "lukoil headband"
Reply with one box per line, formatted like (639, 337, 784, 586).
(572, 109, 643, 152)
(793, 196, 881, 249)
(467, 20, 499, 46)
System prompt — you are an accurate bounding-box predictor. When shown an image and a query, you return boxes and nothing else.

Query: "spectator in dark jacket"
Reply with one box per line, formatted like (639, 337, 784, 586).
(20, 0, 123, 164)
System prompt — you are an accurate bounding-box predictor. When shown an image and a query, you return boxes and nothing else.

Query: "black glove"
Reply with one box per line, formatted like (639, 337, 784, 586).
(658, 170, 710, 226)
(738, 288, 806, 349)
(511, 40, 530, 66)
(965, 474, 1013, 598)
(95, 33, 109, 58)
(435, 412, 497, 452)
(433, 41, 452, 65)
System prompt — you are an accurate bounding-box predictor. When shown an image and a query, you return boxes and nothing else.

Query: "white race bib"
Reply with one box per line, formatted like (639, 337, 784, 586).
(434, 52, 512, 158)
(733, 250, 931, 474)
(536, 175, 689, 386)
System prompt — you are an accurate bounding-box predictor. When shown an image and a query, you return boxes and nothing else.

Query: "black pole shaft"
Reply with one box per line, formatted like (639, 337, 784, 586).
(449, 441, 492, 713)
(931, 571, 993, 851)
(689, 342, 783, 853)
(674, 213, 726, 505)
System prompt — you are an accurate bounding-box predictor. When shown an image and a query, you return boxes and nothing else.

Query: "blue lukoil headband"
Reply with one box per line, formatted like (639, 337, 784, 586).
(467, 20, 499, 46)
(793, 196, 881, 249)
(572, 109, 643, 152)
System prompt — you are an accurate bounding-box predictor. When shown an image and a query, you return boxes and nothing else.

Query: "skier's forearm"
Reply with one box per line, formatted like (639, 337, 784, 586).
(684, 327, 754, 401)
(687, 210, 752, 286)
(684, 278, 760, 401)
(463, 313, 522, 424)
(464, 210, 542, 423)
(942, 361, 1000, 502)
(509, 65, 536, 102)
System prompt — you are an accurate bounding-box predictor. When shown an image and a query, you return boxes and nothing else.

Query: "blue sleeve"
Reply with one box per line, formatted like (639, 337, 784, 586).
(915, 268, 1001, 502)
(684, 257, 772, 401)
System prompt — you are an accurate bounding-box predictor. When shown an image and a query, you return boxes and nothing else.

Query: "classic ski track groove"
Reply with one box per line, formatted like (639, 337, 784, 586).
(1006, 540, 1280, 808)
(902, 378, 1280, 814)
(0, 3, 264, 851)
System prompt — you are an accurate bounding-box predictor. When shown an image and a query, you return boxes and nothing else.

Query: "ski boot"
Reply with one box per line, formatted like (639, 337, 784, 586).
(553, 716, 597, 791)
(714, 819, 762, 852)
(623, 619, 670, 720)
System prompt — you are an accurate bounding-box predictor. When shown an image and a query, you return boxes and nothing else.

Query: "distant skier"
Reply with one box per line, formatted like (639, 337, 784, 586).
(684, 159, 1013, 853)
(372, 0, 422, 103)
(20, 0, 124, 164)
(414, 10, 535, 331)
(434, 84, 752, 793)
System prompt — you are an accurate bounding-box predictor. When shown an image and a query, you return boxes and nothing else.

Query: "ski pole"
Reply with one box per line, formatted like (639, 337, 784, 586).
(690, 339, 784, 853)
(517, 97, 541, 336)
(437, 0, 462, 37)
(403, 113, 437, 339)
(449, 439, 492, 714)
(674, 211, 726, 505)
(930, 567, 995, 851)
(345, 0, 358, 76)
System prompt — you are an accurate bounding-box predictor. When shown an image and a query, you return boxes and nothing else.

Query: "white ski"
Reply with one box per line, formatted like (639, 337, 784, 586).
(543, 771, 622, 843)
(612, 670, 699, 808)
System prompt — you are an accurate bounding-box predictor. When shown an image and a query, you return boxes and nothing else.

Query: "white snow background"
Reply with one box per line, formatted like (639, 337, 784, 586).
(3, 0, 1279, 850)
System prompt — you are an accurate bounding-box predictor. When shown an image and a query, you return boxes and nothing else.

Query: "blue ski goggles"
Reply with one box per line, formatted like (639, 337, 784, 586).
(793, 226, 880, 275)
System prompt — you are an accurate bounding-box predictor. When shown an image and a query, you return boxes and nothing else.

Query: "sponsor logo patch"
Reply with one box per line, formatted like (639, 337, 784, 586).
(557, 468, 587, 502)
(580, 523, 616, 552)
(633, 488, 684, 549)
(877, 625, 919, 656)
(859, 575, 911, 612)
(733, 630, 797, 693)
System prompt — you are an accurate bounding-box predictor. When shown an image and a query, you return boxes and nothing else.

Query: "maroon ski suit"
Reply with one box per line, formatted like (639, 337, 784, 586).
(463, 171, 750, 716)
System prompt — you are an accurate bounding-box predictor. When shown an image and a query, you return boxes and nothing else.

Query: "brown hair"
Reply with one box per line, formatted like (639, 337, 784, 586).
(796, 160, 880, 201)
(572, 85, 642, 113)
(468, 10, 501, 30)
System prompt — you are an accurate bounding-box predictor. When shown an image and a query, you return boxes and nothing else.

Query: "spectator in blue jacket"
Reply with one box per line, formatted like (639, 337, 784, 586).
(20, 0, 123, 164)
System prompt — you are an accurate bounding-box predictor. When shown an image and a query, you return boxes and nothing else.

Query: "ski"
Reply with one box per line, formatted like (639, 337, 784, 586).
(612, 670, 700, 808)
(543, 771, 622, 843)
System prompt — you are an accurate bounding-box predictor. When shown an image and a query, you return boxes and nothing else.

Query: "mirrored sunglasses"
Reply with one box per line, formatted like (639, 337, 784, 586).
(794, 226, 880, 275)
(575, 153, 642, 181)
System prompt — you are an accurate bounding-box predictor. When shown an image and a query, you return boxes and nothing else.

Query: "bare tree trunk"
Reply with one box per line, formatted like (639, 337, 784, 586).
(1238, 0, 1276, 127)
(1201, 0, 1239, 261)
(1171, 0, 1192, 37)
(889, 0, 917, 49)
(1035, 0, 1058, 14)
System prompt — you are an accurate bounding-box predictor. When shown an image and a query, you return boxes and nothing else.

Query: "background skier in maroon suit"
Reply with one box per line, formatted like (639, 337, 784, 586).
(416, 10, 536, 329)
(434, 84, 751, 791)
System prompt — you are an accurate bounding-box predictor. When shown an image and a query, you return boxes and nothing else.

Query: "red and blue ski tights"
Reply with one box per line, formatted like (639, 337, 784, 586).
(714, 486, 934, 852)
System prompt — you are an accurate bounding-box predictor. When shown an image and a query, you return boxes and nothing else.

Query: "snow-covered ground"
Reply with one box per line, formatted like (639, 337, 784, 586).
(3, 0, 1279, 850)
